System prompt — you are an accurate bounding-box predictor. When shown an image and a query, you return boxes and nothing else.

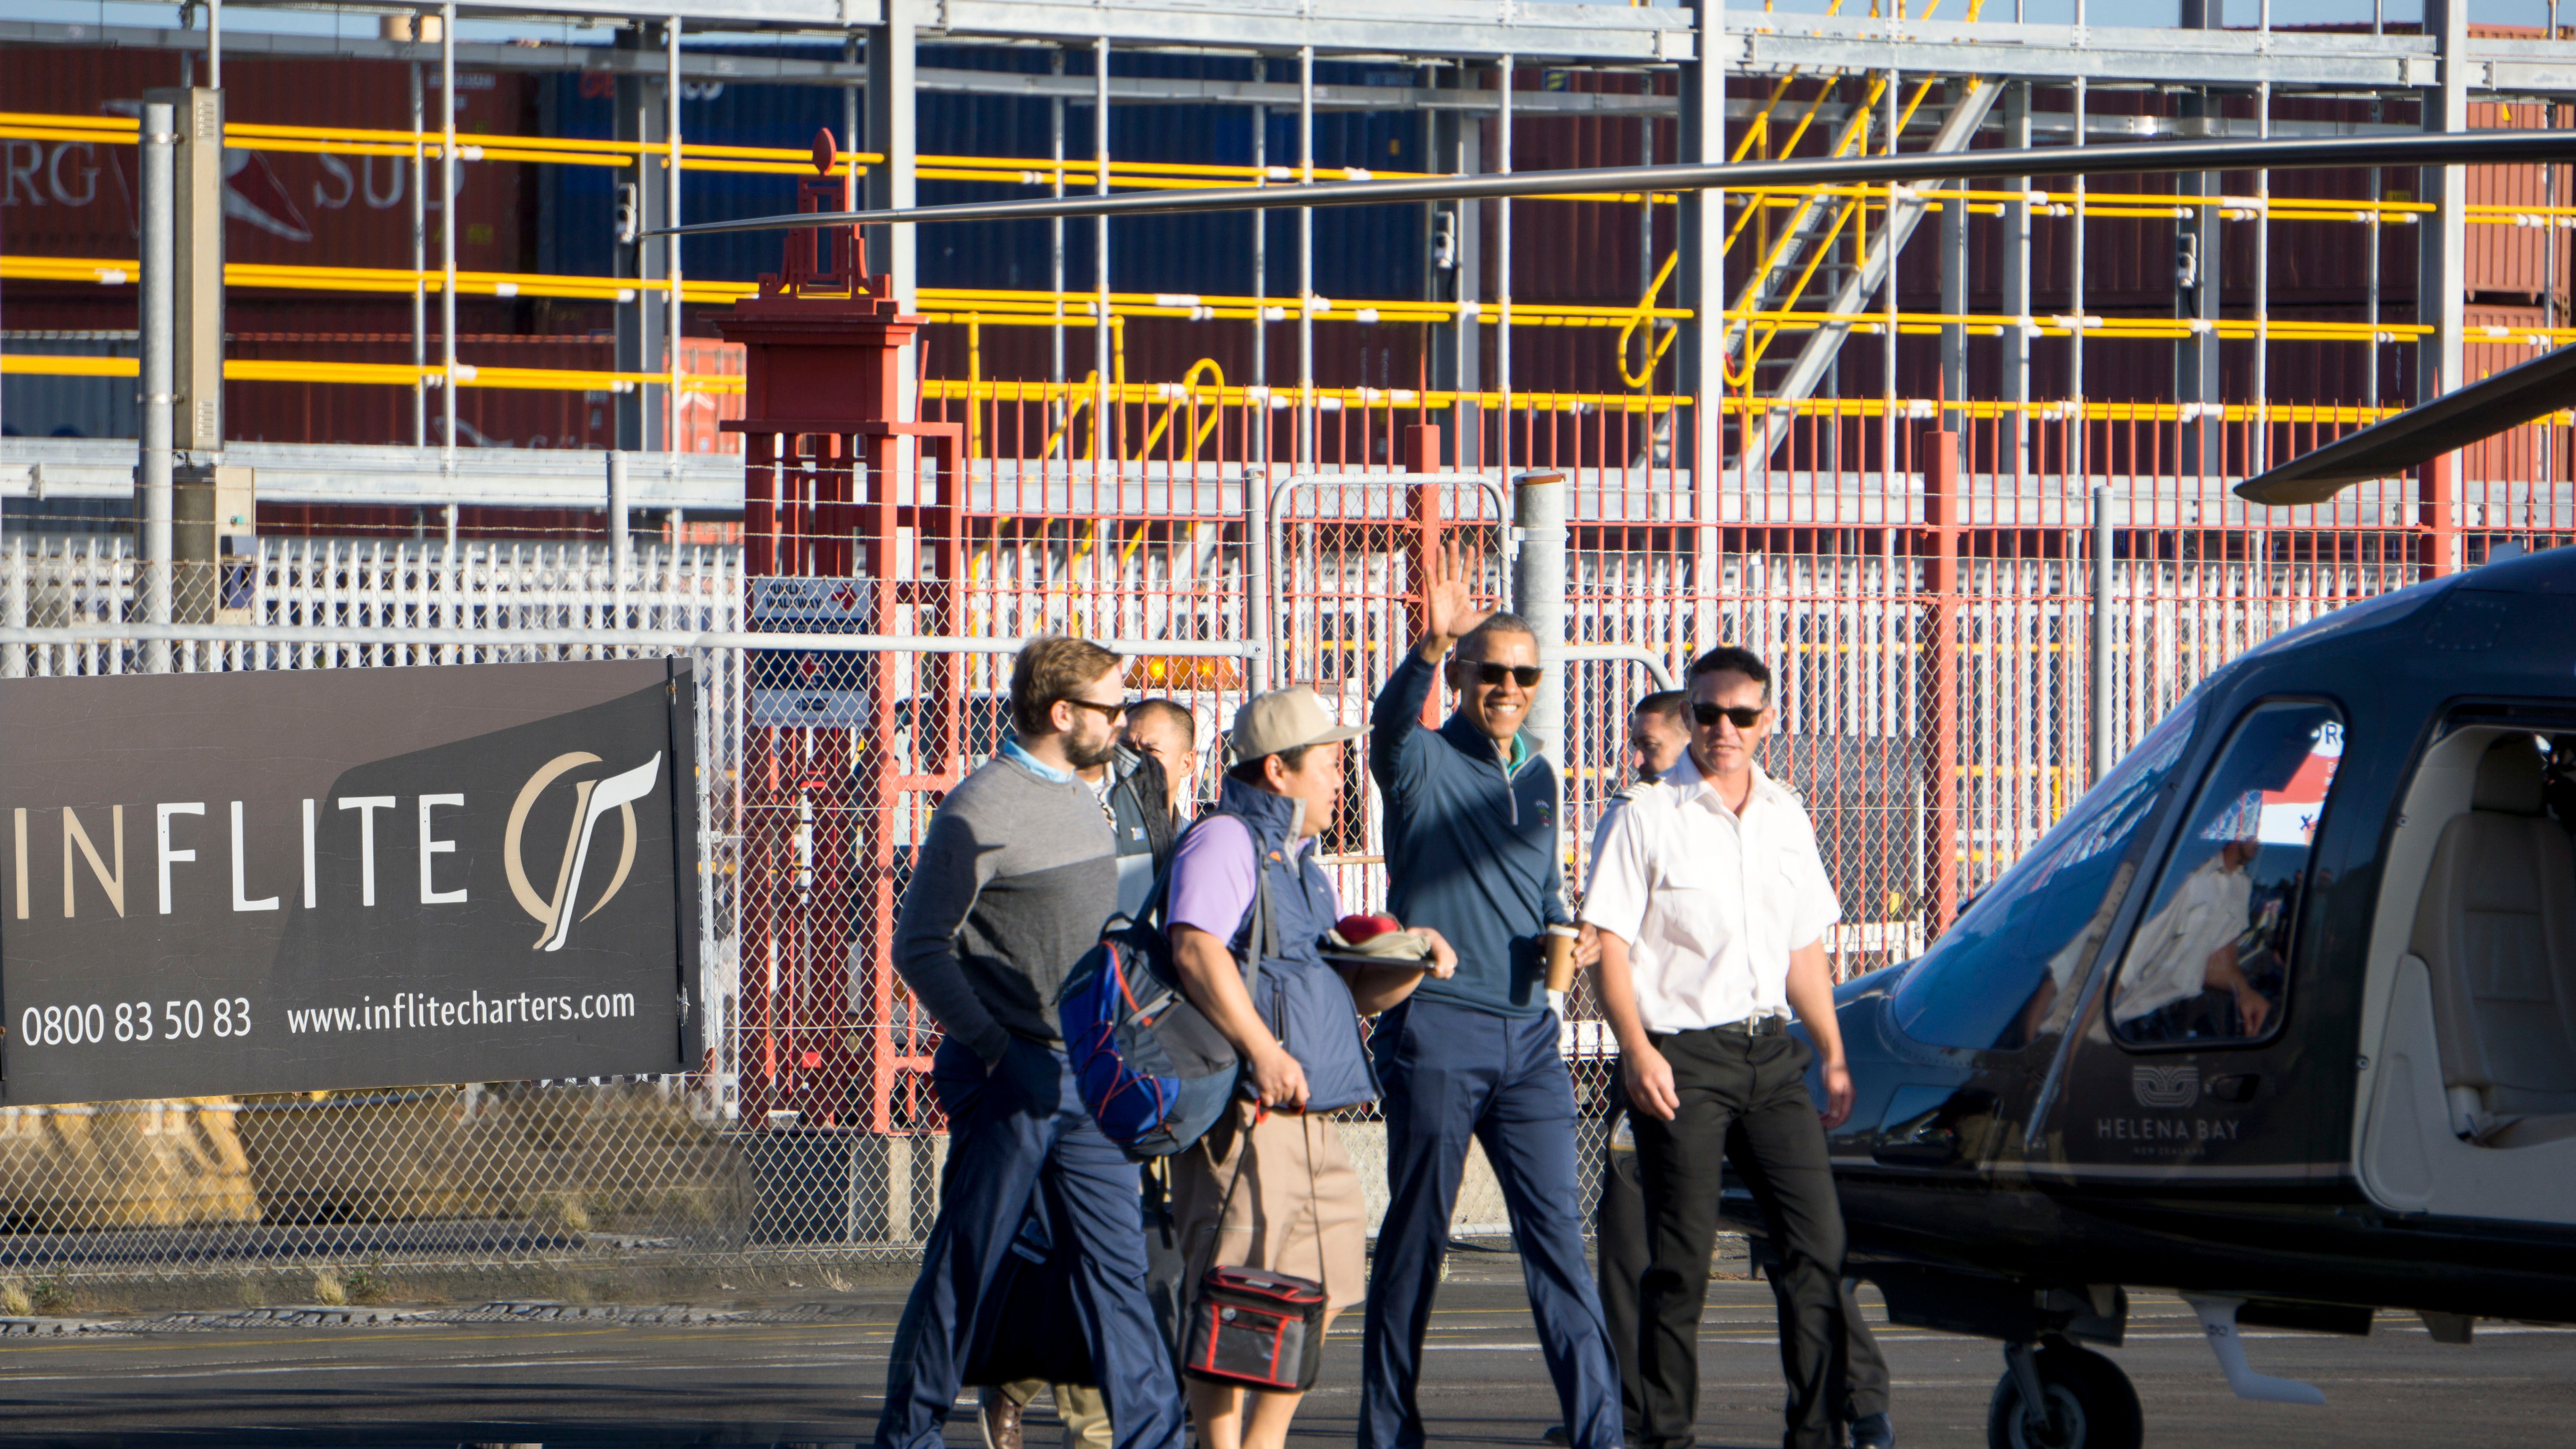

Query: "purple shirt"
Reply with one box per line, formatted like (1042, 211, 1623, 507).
(1167, 814, 1340, 943)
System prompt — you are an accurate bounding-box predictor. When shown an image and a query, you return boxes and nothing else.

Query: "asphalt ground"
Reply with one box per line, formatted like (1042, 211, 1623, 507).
(0, 1250, 2568, 1448)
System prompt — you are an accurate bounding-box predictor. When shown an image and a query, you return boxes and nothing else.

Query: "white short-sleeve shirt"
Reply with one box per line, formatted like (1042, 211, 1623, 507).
(1578, 749, 1842, 1033)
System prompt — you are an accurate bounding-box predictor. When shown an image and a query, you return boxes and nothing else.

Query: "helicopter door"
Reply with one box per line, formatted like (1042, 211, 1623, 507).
(2045, 700, 2347, 1181)
(2358, 723, 2576, 1225)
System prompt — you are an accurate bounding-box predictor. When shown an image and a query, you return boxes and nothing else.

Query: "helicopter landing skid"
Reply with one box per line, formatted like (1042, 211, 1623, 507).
(2184, 1296, 2328, 1406)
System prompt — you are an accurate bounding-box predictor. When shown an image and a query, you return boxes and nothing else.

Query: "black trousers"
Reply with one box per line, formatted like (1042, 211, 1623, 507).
(1625, 1026, 1861, 1449)
(1597, 1081, 1887, 1443)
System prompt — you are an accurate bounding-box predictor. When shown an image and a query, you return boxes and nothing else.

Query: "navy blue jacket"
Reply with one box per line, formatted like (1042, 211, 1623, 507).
(1218, 778, 1380, 1113)
(1368, 652, 1571, 1020)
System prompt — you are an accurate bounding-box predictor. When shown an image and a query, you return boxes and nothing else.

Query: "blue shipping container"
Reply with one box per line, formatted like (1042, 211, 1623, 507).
(538, 46, 1425, 305)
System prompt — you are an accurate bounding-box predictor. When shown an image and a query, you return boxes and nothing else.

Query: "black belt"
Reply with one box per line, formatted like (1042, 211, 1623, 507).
(1715, 1015, 1790, 1039)
(1662, 1015, 1791, 1042)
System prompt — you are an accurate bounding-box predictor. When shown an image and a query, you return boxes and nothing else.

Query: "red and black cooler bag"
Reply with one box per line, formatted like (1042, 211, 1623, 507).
(1181, 1264, 1330, 1392)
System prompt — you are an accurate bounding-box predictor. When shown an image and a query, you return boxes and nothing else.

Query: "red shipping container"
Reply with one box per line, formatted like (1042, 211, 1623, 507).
(223, 331, 742, 452)
(2461, 97, 2573, 306)
(0, 46, 536, 276)
(226, 332, 613, 449)
(673, 336, 747, 455)
(1506, 69, 1669, 308)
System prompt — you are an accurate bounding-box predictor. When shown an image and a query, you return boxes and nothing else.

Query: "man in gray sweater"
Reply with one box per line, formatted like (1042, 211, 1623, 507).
(873, 637, 1184, 1449)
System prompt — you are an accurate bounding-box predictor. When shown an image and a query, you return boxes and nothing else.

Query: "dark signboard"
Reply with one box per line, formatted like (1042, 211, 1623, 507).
(0, 660, 698, 1105)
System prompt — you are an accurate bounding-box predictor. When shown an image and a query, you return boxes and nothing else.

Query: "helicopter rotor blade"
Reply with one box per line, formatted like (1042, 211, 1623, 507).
(2235, 342, 2576, 507)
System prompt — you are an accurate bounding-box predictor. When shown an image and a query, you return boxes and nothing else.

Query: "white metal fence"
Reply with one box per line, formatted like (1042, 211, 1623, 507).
(0, 516, 2441, 1282)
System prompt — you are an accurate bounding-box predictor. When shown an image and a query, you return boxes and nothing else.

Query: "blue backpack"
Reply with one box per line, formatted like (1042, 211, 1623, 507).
(1057, 815, 1275, 1157)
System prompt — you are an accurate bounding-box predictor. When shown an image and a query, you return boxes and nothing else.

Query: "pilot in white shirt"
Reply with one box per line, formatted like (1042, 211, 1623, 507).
(1580, 645, 1884, 1449)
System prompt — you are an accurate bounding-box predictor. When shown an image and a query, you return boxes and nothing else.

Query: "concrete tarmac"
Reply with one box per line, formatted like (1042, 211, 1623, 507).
(0, 1251, 2567, 1447)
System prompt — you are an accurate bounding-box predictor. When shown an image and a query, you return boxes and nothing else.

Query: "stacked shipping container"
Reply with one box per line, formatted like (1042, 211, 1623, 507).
(0, 27, 2569, 481)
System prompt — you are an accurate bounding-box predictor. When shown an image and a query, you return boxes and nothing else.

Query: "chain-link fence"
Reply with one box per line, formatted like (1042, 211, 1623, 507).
(0, 469, 2545, 1284)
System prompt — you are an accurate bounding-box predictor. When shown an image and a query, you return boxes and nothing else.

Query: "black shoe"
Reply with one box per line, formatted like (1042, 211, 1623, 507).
(1848, 1411, 1894, 1449)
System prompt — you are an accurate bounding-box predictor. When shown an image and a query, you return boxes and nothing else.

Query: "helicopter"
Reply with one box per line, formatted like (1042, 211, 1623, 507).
(1714, 345, 2576, 1449)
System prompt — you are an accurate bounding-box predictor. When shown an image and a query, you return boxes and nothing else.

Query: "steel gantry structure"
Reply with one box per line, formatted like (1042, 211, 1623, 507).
(7, 0, 2573, 495)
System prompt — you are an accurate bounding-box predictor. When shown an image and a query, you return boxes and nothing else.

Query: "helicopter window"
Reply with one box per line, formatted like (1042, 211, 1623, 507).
(1889, 691, 2200, 1052)
(2109, 701, 2345, 1048)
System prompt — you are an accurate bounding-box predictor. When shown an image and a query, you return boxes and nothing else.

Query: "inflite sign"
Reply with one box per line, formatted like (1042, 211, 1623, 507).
(0, 660, 698, 1105)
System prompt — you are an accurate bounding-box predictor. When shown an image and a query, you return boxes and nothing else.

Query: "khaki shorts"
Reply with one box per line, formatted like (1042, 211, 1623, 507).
(1173, 1100, 1367, 1317)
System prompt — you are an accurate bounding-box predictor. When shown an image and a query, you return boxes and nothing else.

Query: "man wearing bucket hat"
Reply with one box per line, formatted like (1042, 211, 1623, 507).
(1166, 685, 1455, 1449)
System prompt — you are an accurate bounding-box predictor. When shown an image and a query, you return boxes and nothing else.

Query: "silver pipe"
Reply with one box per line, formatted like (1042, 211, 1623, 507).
(842, 33, 860, 203)
(1882, 66, 1898, 496)
(1095, 36, 1112, 476)
(1299, 45, 1316, 470)
(649, 133, 2576, 238)
(608, 450, 632, 584)
(207, 0, 220, 88)
(1510, 469, 1567, 762)
(2368, 96, 2382, 414)
(1496, 54, 1512, 479)
(1563, 642, 1676, 692)
(2008, 81, 2030, 478)
(666, 17, 684, 449)
(2370, 0, 2391, 419)
(1051, 47, 1066, 461)
(140, 100, 177, 676)
(2071, 74, 2087, 492)
(2253, 78, 2271, 477)
(1253, 58, 1268, 403)
(1248, 464, 1270, 692)
(1247, 53, 1270, 678)
(441, 1, 459, 459)
(1637, 70, 1655, 421)
(411, 60, 427, 449)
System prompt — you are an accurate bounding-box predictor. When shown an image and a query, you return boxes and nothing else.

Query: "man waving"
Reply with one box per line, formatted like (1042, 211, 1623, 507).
(1361, 542, 1623, 1449)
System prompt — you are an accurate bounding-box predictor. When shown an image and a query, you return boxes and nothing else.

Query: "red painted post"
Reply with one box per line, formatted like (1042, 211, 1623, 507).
(1401, 422, 1443, 475)
(717, 133, 963, 1137)
(1405, 424, 1448, 727)
(2421, 450, 2457, 579)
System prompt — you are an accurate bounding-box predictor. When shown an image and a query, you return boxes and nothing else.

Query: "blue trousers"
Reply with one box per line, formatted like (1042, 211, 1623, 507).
(873, 1038, 1184, 1449)
(1361, 997, 1624, 1449)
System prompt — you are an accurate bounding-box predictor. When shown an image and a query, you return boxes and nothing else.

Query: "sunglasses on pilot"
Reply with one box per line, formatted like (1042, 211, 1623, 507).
(1463, 662, 1545, 689)
(1690, 702, 1766, 730)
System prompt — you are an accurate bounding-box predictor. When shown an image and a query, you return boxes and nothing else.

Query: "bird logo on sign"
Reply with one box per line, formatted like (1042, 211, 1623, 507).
(504, 752, 662, 952)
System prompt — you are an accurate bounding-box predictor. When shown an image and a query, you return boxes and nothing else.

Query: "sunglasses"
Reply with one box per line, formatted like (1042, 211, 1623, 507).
(1462, 662, 1545, 689)
(1690, 703, 1767, 731)
(1064, 697, 1132, 721)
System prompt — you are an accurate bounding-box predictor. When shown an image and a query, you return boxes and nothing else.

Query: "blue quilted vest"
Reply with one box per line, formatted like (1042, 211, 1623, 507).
(1220, 778, 1381, 1114)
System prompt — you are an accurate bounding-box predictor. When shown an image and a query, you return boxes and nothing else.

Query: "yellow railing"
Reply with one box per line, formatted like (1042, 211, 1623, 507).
(0, 254, 1693, 327)
(23, 349, 2576, 429)
(0, 352, 729, 394)
(7, 108, 2546, 224)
